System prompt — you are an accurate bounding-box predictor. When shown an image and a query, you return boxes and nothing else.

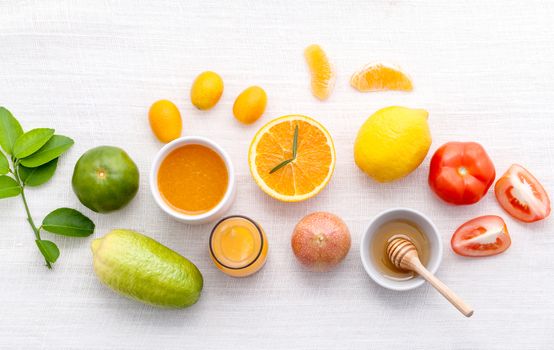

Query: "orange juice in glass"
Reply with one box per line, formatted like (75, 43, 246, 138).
(209, 216, 268, 277)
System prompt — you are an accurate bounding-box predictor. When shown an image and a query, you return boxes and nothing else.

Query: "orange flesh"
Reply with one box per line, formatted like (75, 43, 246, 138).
(254, 120, 332, 196)
(304, 44, 335, 100)
(351, 64, 413, 92)
(158, 144, 228, 215)
(210, 217, 268, 277)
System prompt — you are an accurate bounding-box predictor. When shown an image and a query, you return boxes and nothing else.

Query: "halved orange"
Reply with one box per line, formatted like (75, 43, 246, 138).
(304, 44, 335, 100)
(248, 115, 335, 202)
(350, 63, 413, 92)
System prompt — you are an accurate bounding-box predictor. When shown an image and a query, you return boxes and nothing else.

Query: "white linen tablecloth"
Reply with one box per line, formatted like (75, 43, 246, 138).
(1, 1, 553, 349)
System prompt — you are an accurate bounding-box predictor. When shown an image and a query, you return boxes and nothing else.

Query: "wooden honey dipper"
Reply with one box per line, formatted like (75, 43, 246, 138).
(387, 237, 474, 317)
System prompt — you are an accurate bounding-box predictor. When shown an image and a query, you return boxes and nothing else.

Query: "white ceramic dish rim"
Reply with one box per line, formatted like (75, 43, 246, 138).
(360, 207, 443, 291)
(149, 136, 235, 223)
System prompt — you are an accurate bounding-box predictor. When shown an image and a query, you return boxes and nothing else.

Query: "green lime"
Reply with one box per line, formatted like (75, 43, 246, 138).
(72, 146, 139, 213)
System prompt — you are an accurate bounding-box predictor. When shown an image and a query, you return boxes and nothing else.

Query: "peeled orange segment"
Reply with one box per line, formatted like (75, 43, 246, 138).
(304, 45, 336, 100)
(249, 115, 335, 202)
(350, 63, 413, 92)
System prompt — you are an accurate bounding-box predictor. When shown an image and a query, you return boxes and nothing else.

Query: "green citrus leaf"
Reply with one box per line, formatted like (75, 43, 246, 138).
(19, 135, 74, 168)
(0, 175, 21, 198)
(12, 128, 54, 159)
(42, 208, 95, 237)
(0, 107, 24, 155)
(0, 152, 9, 175)
(35, 239, 60, 263)
(18, 158, 58, 187)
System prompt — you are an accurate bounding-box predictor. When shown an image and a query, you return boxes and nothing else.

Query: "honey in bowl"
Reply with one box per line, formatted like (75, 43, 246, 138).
(157, 144, 228, 215)
(371, 220, 430, 281)
(210, 216, 268, 277)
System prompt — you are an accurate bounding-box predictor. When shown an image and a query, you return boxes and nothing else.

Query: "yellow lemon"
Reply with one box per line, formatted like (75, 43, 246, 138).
(354, 106, 431, 182)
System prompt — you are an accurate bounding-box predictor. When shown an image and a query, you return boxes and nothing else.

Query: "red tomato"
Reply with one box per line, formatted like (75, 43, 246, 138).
(494, 164, 551, 222)
(428, 142, 496, 205)
(451, 215, 511, 257)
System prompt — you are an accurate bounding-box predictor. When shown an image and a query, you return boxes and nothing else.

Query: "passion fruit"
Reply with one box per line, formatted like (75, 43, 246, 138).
(291, 212, 351, 272)
(72, 146, 139, 213)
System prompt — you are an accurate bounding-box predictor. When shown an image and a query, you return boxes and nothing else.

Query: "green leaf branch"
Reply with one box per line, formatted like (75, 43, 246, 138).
(0, 107, 95, 268)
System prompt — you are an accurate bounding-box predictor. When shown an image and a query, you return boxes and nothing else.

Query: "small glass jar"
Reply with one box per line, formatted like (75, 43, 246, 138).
(209, 215, 268, 277)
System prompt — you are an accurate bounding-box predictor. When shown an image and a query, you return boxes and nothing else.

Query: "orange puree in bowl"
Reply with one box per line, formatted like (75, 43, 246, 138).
(158, 144, 228, 215)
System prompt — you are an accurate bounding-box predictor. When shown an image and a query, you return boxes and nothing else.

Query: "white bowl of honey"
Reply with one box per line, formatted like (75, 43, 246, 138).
(150, 136, 236, 225)
(360, 208, 443, 291)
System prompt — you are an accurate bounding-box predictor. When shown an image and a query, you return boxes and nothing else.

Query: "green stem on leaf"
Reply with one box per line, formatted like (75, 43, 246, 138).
(20, 189, 40, 238)
(14, 164, 51, 268)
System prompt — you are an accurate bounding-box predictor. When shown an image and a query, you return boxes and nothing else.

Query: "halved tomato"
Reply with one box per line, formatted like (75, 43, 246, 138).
(451, 215, 511, 257)
(494, 164, 551, 223)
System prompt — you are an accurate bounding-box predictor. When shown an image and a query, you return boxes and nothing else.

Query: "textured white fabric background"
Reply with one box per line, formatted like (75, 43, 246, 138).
(1, 1, 553, 349)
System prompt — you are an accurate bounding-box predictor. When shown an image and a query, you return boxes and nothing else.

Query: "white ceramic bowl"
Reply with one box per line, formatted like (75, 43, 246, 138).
(360, 208, 443, 291)
(150, 136, 236, 225)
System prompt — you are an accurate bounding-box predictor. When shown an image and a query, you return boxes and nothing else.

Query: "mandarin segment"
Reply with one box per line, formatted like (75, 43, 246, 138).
(350, 63, 413, 92)
(304, 44, 336, 100)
